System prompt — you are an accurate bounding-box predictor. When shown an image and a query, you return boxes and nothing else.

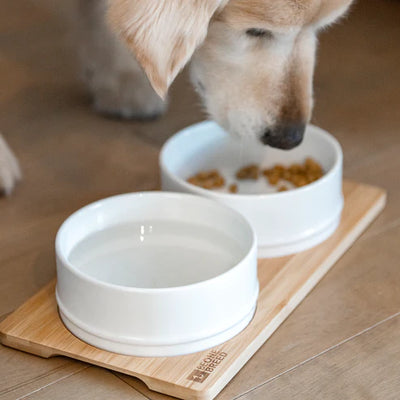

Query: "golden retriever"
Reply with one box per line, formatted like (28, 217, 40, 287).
(0, 0, 352, 194)
(106, 0, 352, 148)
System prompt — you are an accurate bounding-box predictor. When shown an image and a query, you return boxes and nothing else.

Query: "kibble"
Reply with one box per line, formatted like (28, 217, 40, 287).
(187, 169, 225, 189)
(262, 157, 323, 188)
(229, 183, 238, 193)
(187, 158, 323, 193)
(236, 164, 259, 180)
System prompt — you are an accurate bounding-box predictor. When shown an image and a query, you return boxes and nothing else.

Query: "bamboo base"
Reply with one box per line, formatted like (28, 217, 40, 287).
(0, 180, 386, 400)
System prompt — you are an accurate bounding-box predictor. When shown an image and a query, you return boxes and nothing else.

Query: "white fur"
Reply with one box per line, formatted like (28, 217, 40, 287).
(0, 134, 21, 195)
(107, 0, 229, 98)
(1, 0, 353, 196)
(107, 0, 352, 141)
(313, 3, 352, 30)
(76, 0, 166, 119)
(190, 23, 316, 140)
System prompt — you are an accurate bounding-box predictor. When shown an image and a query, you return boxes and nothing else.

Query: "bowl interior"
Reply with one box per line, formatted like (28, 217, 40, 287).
(57, 193, 254, 289)
(161, 122, 341, 195)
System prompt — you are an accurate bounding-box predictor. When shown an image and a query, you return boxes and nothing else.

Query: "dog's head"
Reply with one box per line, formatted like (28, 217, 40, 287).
(108, 0, 352, 149)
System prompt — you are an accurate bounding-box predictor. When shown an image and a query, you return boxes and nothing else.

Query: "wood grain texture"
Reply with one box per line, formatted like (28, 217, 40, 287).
(0, 181, 386, 400)
(241, 313, 400, 400)
(0, 362, 89, 400)
(18, 367, 149, 400)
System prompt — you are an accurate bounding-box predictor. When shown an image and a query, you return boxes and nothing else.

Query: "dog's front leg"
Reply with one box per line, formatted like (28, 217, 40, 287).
(0, 134, 21, 195)
(75, 0, 166, 119)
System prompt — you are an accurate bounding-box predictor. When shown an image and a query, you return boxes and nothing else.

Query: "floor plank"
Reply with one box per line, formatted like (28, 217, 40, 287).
(19, 367, 148, 400)
(0, 345, 81, 399)
(0, 360, 88, 400)
(240, 314, 400, 400)
(345, 143, 400, 240)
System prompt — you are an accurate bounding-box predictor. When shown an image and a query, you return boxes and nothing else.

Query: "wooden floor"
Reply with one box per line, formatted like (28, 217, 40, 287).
(1, 0, 399, 399)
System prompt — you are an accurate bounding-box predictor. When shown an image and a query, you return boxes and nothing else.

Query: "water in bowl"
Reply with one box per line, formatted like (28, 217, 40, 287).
(68, 220, 245, 289)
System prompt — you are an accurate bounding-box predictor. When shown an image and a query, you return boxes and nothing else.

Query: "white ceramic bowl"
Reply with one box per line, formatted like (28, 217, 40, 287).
(56, 191, 258, 357)
(160, 121, 343, 257)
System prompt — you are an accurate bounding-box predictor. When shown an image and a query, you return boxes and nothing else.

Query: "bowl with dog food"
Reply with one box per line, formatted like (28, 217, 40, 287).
(55, 191, 258, 357)
(160, 121, 343, 257)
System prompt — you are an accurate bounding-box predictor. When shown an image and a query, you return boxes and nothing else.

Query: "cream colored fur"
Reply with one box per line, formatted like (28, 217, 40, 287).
(0, 134, 21, 195)
(107, 0, 229, 98)
(107, 0, 353, 139)
(76, 0, 166, 119)
(1, 0, 353, 195)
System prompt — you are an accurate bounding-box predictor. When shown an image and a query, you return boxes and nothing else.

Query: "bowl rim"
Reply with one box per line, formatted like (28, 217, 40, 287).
(56, 191, 257, 294)
(159, 121, 343, 200)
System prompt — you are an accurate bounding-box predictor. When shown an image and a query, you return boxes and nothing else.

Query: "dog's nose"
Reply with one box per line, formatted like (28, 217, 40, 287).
(261, 123, 305, 150)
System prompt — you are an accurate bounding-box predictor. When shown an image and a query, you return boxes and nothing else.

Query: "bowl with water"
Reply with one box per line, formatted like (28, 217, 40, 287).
(55, 191, 258, 356)
(160, 121, 343, 257)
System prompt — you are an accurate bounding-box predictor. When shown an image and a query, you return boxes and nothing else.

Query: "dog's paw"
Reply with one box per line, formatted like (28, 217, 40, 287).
(90, 70, 167, 120)
(0, 134, 22, 195)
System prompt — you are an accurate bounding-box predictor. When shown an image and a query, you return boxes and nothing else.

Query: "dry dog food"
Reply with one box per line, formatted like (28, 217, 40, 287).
(262, 158, 323, 188)
(187, 158, 323, 193)
(235, 164, 259, 180)
(187, 169, 225, 189)
(229, 183, 238, 193)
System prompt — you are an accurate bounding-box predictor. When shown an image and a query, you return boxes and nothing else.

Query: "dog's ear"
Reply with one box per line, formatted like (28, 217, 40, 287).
(107, 0, 225, 98)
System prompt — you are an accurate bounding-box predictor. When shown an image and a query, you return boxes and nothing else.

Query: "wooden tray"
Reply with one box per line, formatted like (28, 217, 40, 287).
(0, 180, 386, 400)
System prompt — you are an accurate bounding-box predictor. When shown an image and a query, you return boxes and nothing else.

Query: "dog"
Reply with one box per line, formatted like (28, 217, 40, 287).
(0, 0, 352, 195)
(105, 0, 352, 147)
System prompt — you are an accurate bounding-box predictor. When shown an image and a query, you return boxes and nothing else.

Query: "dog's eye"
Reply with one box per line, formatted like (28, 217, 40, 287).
(246, 28, 274, 39)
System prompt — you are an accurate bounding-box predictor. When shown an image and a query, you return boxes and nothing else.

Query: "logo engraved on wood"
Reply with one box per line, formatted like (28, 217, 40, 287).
(187, 350, 228, 383)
